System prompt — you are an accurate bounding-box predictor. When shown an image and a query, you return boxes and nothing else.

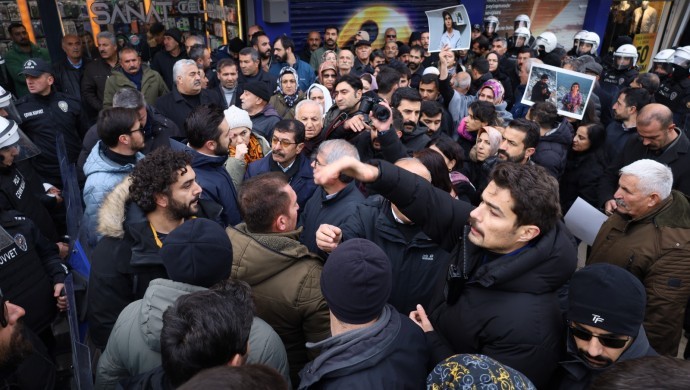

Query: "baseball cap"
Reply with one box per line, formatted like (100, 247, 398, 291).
(20, 58, 52, 77)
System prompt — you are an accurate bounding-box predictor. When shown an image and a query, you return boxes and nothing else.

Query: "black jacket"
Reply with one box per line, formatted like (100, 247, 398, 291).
(154, 88, 225, 132)
(15, 91, 85, 187)
(77, 105, 180, 178)
(298, 305, 428, 389)
(298, 181, 365, 256)
(81, 58, 114, 120)
(603, 121, 636, 163)
(150, 50, 188, 90)
(86, 182, 221, 348)
(340, 196, 452, 314)
(532, 119, 573, 179)
(560, 148, 608, 213)
(598, 128, 690, 207)
(400, 125, 431, 154)
(0, 210, 68, 334)
(367, 160, 578, 388)
(52, 58, 88, 99)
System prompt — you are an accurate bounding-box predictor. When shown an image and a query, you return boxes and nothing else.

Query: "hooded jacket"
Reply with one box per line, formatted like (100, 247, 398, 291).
(82, 141, 144, 247)
(532, 119, 573, 179)
(587, 191, 690, 355)
(298, 305, 428, 389)
(86, 181, 222, 349)
(95, 279, 290, 389)
(553, 326, 656, 389)
(102, 65, 169, 108)
(366, 159, 578, 388)
(227, 223, 330, 384)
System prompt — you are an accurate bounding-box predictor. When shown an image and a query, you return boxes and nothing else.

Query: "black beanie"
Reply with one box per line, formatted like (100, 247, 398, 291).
(568, 263, 646, 337)
(243, 81, 272, 102)
(164, 28, 184, 46)
(160, 218, 233, 288)
(321, 238, 392, 324)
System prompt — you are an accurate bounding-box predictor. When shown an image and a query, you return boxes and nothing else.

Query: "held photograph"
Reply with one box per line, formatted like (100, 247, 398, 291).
(521, 63, 596, 120)
(425, 5, 471, 52)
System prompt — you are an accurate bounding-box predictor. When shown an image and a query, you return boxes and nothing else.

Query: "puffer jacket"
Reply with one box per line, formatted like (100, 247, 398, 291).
(95, 279, 291, 389)
(587, 191, 690, 356)
(227, 223, 329, 384)
(102, 65, 169, 108)
(82, 142, 144, 247)
(532, 119, 573, 179)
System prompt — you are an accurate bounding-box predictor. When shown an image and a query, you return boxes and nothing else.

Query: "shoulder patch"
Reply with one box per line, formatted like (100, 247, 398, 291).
(13, 234, 27, 252)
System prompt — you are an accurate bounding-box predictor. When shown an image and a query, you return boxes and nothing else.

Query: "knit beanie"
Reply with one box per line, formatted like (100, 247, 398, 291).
(224, 105, 253, 130)
(164, 28, 184, 46)
(160, 219, 233, 288)
(427, 354, 536, 389)
(243, 81, 272, 102)
(321, 238, 392, 324)
(568, 263, 646, 337)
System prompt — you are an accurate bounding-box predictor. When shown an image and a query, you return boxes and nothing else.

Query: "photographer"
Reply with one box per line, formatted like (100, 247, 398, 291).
(322, 74, 372, 141)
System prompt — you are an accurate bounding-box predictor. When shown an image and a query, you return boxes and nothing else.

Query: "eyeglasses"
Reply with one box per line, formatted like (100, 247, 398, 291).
(322, 73, 337, 79)
(0, 288, 7, 328)
(569, 324, 630, 349)
(386, 34, 397, 38)
(311, 156, 325, 167)
(130, 126, 144, 134)
(271, 137, 298, 148)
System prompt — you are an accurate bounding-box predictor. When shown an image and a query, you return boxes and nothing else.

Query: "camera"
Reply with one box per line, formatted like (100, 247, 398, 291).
(357, 96, 391, 123)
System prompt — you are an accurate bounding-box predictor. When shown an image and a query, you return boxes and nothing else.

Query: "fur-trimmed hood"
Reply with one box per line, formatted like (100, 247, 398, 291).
(97, 178, 131, 239)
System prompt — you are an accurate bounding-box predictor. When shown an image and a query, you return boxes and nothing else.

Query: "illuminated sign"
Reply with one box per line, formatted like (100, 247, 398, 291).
(89, 1, 205, 25)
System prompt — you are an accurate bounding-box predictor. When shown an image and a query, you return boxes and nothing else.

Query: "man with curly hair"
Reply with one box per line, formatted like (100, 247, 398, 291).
(86, 148, 222, 352)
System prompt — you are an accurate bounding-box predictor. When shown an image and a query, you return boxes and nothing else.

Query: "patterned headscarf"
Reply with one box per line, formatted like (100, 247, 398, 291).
(276, 66, 300, 107)
(427, 354, 536, 390)
(480, 79, 505, 105)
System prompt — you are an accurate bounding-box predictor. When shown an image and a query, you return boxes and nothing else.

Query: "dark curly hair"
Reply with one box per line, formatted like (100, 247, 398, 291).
(129, 148, 192, 212)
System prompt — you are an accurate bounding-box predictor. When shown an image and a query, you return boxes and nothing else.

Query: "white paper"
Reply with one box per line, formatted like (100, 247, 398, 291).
(564, 197, 608, 246)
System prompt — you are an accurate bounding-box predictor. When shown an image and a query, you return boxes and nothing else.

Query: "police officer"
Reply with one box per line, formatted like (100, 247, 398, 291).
(651, 48, 675, 82)
(655, 46, 690, 131)
(600, 44, 639, 94)
(14, 58, 84, 188)
(507, 15, 535, 53)
(567, 30, 588, 57)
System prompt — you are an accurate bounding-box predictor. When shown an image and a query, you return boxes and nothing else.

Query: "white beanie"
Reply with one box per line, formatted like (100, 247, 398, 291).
(224, 105, 253, 130)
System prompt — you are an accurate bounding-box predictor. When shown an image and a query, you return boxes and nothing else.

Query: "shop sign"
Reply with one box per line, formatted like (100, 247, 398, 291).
(633, 33, 656, 72)
(90, 1, 205, 25)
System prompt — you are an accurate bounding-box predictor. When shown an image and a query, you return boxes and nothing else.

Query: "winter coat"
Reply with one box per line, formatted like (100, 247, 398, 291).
(169, 140, 241, 227)
(598, 128, 690, 207)
(269, 91, 306, 119)
(400, 125, 431, 154)
(86, 181, 222, 349)
(246, 153, 317, 212)
(366, 159, 578, 388)
(102, 66, 169, 109)
(553, 326, 656, 389)
(15, 91, 84, 187)
(339, 195, 452, 314)
(52, 58, 88, 99)
(150, 50, 188, 90)
(298, 305, 428, 389)
(299, 182, 365, 256)
(587, 191, 690, 356)
(559, 148, 607, 213)
(81, 58, 114, 118)
(95, 279, 291, 389)
(4, 43, 50, 98)
(227, 223, 330, 384)
(154, 87, 225, 131)
(604, 121, 637, 163)
(269, 59, 316, 92)
(249, 104, 282, 140)
(532, 120, 573, 179)
(82, 142, 144, 247)
(0, 209, 68, 334)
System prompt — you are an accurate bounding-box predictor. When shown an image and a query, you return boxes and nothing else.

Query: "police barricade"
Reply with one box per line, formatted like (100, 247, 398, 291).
(64, 274, 93, 390)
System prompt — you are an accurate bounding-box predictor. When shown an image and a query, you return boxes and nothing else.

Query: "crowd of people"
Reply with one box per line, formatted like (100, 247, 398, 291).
(1, 8, 690, 389)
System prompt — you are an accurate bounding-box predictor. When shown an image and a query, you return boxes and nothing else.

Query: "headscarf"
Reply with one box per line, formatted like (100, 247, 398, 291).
(476, 126, 502, 157)
(307, 83, 333, 115)
(276, 66, 300, 107)
(360, 73, 378, 92)
(480, 79, 505, 105)
(427, 354, 536, 390)
(318, 61, 338, 82)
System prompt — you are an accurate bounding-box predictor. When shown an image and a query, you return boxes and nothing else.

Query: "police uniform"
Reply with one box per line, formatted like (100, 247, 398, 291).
(15, 91, 83, 187)
(600, 67, 638, 92)
(0, 210, 68, 334)
(656, 77, 690, 131)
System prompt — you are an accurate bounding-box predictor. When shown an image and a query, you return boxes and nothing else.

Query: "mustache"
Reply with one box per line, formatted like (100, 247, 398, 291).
(497, 149, 509, 158)
(404, 120, 417, 128)
(578, 349, 614, 367)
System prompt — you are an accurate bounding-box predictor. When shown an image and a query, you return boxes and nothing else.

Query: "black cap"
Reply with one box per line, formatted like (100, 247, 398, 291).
(20, 58, 52, 77)
(354, 40, 371, 48)
(243, 81, 272, 102)
(164, 28, 184, 46)
(472, 24, 482, 31)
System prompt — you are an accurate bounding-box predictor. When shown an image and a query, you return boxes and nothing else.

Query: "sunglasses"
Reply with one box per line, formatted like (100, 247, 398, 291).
(569, 325, 630, 349)
(386, 34, 397, 38)
(0, 288, 7, 328)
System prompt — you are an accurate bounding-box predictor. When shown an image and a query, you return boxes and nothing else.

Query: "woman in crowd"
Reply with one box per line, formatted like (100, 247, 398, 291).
(465, 126, 502, 204)
(360, 73, 378, 93)
(456, 100, 501, 156)
(477, 79, 513, 122)
(307, 83, 332, 116)
(559, 122, 607, 213)
(427, 137, 476, 204)
(224, 106, 270, 187)
(486, 51, 514, 108)
(321, 50, 337, 64)
(317, 61, 338, 96)
(269, 67, 305, 119)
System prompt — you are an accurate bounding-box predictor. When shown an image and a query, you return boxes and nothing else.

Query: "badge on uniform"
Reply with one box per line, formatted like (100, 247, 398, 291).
(13, 234, 27, 252)
(58, 101, 68, 112)
(671, 92, 678, 100)
(619, 77, 625, 85)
